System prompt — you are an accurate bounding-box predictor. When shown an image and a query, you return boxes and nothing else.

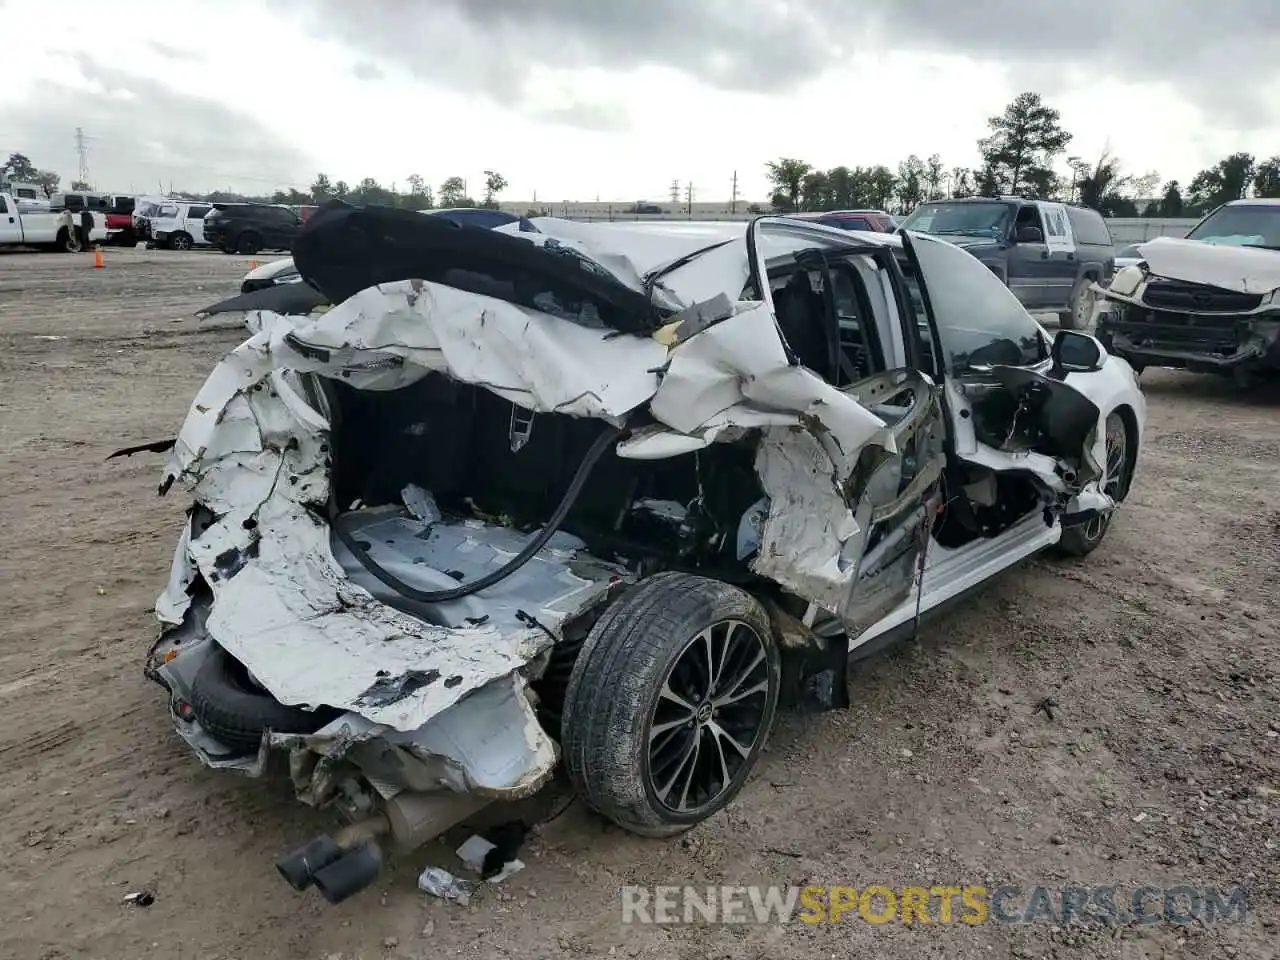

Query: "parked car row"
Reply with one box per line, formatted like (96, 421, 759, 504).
(0, 192, 109, 251)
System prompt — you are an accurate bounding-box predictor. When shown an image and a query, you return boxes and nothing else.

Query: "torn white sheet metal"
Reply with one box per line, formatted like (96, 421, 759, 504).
(157, 524, 196, 624)
(158, 281, 674, 733)
(751, 429, 870, 612)
(648, 300, 894, 459)
(1066, 482, 1114, 516)
(158, 259, 901, 749)
(279, 672, 559, 800)
(273, 279, 669, 417)
(187, 498, 547, 732)
(641, 299, 895, 612)
(1135, 237, 1280, 294)
(393, 673, 557, 797)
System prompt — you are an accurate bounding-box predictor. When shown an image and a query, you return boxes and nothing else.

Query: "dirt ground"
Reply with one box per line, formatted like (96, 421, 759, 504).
(0, 247, 1275, 960)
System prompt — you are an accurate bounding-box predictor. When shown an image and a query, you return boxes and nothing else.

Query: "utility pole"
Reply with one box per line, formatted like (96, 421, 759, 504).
(669, 179, 680, 205)
(75, 127, 91, 187)
(730, 170, 739, 214)
(684, 181, 694, 217)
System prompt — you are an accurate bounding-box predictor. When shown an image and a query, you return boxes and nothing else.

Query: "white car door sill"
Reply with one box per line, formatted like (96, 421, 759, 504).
(848, 510, 1060, 652)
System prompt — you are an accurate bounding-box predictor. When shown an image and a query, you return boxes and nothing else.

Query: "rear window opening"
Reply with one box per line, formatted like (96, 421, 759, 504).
(322, 374, 766, 591)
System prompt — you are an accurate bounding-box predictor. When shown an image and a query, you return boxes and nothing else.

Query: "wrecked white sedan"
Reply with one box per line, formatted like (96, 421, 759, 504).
(135, 205, 1145, 902)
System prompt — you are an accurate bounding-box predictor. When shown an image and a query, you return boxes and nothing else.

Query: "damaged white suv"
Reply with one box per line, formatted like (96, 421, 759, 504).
(134, 205, 1145, 902)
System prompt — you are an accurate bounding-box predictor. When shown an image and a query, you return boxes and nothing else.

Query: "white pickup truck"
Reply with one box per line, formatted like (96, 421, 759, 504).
(0, 193, 109, 251)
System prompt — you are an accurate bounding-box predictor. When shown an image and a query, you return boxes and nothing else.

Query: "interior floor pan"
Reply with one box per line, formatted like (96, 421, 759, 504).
(330, 506, 627, 632)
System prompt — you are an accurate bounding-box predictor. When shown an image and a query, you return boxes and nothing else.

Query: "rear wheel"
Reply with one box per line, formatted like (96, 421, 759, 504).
(235, 232, 261, 255)
(170, 231, 193, 251)
(57, 227, 82, 253)
(1058, 410, 1131, 557)
(562, 573, 781, 837)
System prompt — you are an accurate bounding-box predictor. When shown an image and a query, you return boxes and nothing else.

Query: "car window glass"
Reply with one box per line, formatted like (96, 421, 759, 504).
(900, 201, 1013, 240)
(1064, 207, 1112, 245)
(1185, 205, 1280, 248)
(907, 231, 1047, 371)
(159, 205, 179, 218)
(1014, 206, 1043, 235)
(1044, 209, 1068, 239)
(0, 197, 7, 213)
(187, 205, 211, 218)
(65, 196, 84, 211)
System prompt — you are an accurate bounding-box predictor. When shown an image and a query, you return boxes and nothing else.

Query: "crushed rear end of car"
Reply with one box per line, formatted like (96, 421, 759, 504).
(142, 204, 929, 900)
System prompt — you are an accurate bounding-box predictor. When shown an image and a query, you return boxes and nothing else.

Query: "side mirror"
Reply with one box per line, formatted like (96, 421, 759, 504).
(1015, 225, 1044, 243)
(1051, 329, 1103, 374)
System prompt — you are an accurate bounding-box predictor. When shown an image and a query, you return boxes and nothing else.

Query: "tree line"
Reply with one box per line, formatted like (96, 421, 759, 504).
(0, 153, 513, 212)
(764, 92, 1280, 220)
(164, 170, 514, 210)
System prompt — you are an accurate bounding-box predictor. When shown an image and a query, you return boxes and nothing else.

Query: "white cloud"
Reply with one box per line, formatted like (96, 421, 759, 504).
(0, 0, 1275, 200)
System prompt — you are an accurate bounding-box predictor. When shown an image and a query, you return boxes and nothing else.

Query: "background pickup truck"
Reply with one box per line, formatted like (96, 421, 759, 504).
(898, 196, 1116, 329)
(0, 193, 109, 251)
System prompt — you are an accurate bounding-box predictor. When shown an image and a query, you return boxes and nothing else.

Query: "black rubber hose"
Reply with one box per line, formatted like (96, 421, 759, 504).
(331, 423, 625, 603)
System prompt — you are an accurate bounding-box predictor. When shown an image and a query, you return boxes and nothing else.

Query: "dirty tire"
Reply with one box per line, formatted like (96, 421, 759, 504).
(187, 644, 338, 752)
(1058, 410, 1132, 558)
(235, 232, 261, 255)
(1059, 277, 1095, 330)
(170, 231, 193, 251)
(561, 572, 781, 837)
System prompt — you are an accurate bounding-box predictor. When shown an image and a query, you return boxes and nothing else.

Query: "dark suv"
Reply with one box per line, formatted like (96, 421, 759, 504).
(202, 203, 303, 255)
(899, 197, 1115, 328)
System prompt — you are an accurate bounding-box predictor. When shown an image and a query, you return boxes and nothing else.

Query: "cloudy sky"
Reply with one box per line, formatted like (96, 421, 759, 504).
(2, 0, 1277, 201)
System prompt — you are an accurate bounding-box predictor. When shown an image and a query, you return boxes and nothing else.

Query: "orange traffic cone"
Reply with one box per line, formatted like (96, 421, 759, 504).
(93, 246, 104, 269)
(249, 259, 258, 270)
